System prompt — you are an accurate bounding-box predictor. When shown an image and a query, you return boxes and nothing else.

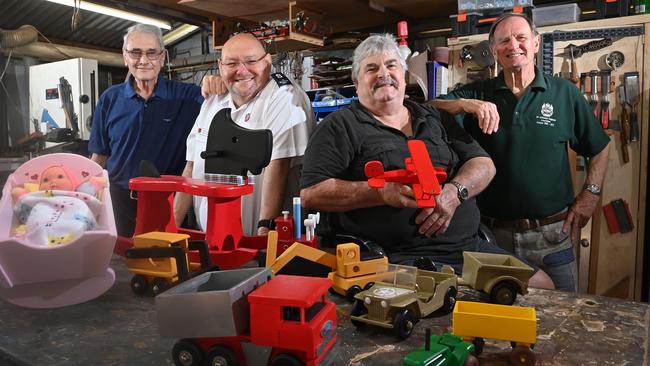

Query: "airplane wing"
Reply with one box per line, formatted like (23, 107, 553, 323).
(407, 140, 442, 198)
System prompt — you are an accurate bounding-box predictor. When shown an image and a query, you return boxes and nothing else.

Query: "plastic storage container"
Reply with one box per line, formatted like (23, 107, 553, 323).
(450, 12, 481, 37)
(532, 3, 581, 27)
(459, 0, 531, 11)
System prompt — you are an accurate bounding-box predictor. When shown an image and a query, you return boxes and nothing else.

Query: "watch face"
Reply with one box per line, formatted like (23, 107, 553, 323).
(459, 187, 469, 200)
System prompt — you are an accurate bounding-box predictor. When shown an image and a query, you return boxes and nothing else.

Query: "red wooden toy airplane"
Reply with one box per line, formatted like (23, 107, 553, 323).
(364, 140, 447, 208)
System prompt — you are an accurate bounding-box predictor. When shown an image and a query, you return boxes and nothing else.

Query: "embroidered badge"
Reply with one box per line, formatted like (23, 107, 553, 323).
(536, 102, 557, 127)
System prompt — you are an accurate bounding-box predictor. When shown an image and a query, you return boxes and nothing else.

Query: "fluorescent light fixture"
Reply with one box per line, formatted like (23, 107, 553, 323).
(46, 0, 171, 30)
(163, 24, 199, 45)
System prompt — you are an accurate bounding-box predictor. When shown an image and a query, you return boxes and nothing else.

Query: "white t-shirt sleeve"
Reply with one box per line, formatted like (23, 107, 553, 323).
(263, 84, 314, 161)
(186, 94, 220, 162)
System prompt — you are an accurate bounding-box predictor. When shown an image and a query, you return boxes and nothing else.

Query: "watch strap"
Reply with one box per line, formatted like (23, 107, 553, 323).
(449, 180, 468, 202)
(583, 183, 602, 196)
(257, 219, 274, 229)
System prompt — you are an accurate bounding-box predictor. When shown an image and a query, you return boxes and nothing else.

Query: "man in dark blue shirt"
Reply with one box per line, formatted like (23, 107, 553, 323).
(89, 24, 203, 237)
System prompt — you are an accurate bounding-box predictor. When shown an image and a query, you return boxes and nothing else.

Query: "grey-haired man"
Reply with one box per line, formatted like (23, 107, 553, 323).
(299, 33, 553, 289)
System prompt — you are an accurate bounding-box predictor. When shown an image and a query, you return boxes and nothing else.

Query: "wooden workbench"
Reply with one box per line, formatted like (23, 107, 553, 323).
(0, 255, 648, 365)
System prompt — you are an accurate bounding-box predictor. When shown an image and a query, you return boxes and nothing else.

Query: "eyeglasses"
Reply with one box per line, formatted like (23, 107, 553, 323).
(124, 49, 164, 61)
(219, 53, 268, 71)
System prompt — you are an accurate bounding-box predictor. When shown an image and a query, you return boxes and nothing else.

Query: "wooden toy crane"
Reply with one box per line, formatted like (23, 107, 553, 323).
(364, 139, 447, 208)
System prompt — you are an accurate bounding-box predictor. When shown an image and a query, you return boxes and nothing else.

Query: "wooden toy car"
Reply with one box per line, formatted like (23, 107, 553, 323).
(452, 300, 537, 366)
(457, 252, 534, 305)
(125, 231, 214, 295)
(350, 264, 458, 340)
(156, 267, 337, 366)
(403, 329, 477, 366)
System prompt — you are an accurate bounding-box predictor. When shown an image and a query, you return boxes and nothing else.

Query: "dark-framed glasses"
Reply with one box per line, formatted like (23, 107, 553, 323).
(124, 49, 164, 61)
(219, 53, 268, 70)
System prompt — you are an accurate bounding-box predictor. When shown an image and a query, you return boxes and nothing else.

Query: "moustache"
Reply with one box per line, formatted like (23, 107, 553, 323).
(373, 77, 398, 90)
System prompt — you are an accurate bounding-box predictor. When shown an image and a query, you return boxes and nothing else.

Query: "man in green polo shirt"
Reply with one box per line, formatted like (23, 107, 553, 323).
(432, 13, 610, 291)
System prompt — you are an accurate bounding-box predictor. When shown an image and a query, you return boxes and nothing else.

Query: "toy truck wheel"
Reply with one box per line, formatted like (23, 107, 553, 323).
(270, 353, 304, 366)
(151, 278, 169, 295)
(350, 299, 367, 327)
(130, 275, 148, 295)
(206, 345, 239, 366)
(442, 286, 457, 313)
(463, 354, 480, 366)
(172, 339, 203, 366)
(509, 345, 535, 366)
(472, 338, 485, 355)
(490, 281, 517, 305)
(393, 308, 416, 340)
(346, 285, 362, 302)
(363, 282, 374, 290)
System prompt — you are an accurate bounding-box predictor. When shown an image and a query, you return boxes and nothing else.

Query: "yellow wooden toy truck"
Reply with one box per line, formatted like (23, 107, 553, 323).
(266, 231, 390, 300)
(452, 300, 537, 366)
(125, 231, 213, 295)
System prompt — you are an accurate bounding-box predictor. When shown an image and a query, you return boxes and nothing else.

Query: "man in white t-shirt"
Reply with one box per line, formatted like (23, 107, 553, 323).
(174, 33, 314, 235)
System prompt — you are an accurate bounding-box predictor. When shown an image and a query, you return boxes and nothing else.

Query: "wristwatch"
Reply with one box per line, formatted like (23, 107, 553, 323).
(257, 219, 274, 229)
(449, 180, 469, 203)
(583, 183, 602, 196)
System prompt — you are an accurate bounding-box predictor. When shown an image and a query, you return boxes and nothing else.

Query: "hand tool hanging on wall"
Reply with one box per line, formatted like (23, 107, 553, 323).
(565, 45, 580, 85)
(588, 70, 599, 120)
(580, 73, 587, 99)
(599, 70, 611, 129)
(603, 199, 634, 234)
(617, 85, 630, 163)
(566, 37, 616, 58)
(623, 72, 640, 142)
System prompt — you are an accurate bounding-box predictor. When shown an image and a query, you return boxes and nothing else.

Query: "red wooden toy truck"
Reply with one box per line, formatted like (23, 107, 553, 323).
(156, 267, 336, 366)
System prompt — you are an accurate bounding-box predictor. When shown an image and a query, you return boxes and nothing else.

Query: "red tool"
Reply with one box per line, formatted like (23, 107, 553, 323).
(600, 70, 611, 129)
(364, 140, 447, 208)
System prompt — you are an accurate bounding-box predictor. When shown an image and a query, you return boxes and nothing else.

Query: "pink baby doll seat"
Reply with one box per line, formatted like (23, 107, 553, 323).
(0, 153, 116, 308)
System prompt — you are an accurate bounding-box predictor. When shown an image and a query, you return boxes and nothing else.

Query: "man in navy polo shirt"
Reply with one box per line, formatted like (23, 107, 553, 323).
(432, 13, 610, 291)
(89, 24, 204, 237)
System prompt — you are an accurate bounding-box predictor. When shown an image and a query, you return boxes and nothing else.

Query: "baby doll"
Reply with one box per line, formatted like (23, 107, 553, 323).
(12, 165, 104, 201)
(12, 165, 105, 246)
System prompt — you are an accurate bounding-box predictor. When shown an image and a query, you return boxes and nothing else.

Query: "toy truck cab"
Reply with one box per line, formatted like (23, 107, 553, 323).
(328, 242, 390, 300)
(248, 274, 337, 366)
(403, 330, 476, 366)
(350, 264, 457, 340)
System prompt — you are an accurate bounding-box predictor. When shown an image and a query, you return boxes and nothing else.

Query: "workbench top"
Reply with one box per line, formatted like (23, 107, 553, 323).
(0, 256, 648, 365)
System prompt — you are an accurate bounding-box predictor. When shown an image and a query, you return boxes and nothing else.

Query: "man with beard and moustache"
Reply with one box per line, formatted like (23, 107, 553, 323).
(299, 33, 553, 288)
(432, 13, 610, 291)
(173, 33, 314, 236)
(89, 24, 206, 237)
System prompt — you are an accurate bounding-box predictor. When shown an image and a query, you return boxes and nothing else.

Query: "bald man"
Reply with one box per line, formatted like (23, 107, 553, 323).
(174, 33, 314, 235)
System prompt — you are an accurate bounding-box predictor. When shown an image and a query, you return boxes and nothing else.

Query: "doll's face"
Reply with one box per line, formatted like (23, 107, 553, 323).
(39, 166, 74, 191)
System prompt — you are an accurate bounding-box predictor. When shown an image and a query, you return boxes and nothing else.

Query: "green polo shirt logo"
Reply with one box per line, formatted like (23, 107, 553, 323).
(536, 102, 556, 127)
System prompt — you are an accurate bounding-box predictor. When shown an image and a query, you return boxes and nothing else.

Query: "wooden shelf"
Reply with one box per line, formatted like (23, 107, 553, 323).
(210, 1, 324, 52)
